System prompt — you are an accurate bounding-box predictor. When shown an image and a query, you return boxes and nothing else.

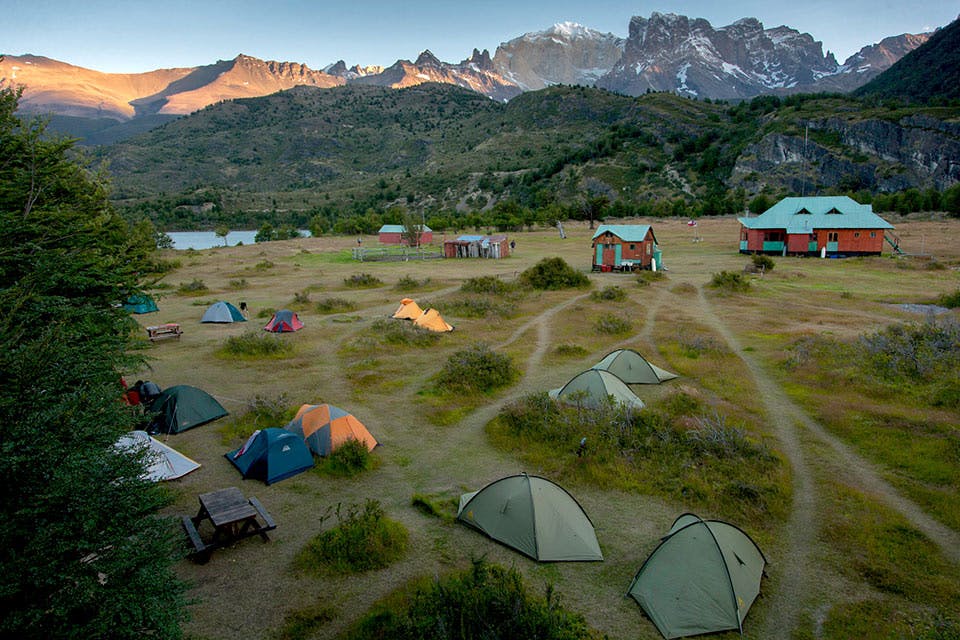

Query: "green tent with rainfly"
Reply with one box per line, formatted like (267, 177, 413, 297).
(549, 369, 645, 410)
(457, 473, 603, 562)
(122, 294, 158, 314)
(592, 349, 677, 384)
(627, 513, 766, 639)
(148, 385, 228, 434)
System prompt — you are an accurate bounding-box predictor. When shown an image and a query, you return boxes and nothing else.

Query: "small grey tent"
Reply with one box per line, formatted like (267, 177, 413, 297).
(549, 369, 645, 410)
(457, 473, 603, 562)
(115, 431, 201, 481)
(627, 513, 766, 639)
(201, 301, 246, 323)
(592, 349, 677, 384)
(148, 385, 228, 434)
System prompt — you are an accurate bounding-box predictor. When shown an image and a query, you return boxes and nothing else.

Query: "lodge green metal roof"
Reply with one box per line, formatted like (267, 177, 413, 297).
(592, 224, 655, 242)
(738, 196, 893, 234)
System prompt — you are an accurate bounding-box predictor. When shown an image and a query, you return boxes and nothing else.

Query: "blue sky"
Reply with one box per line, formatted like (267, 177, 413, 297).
(3, 0, 956, 73)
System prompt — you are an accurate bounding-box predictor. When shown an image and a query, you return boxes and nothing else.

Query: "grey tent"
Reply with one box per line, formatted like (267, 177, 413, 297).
(114, 431, 201, 481)
(457, 473, 603, 562)
(627, 513, 766, 639)
(201, 301, 246, 323)
(549, 369, 645, 410)
(148, 385, 228, 434)
(592, 349, 677, 384)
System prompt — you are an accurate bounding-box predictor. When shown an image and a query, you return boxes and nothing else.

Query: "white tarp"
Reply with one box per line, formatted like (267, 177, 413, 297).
(115, 430, 201, 481)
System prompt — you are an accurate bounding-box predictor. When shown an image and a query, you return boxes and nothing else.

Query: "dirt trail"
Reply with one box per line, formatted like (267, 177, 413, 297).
(689, 285, 960, 637)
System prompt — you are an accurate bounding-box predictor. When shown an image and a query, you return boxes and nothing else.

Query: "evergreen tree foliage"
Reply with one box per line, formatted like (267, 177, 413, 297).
(0, 86, 188, 639)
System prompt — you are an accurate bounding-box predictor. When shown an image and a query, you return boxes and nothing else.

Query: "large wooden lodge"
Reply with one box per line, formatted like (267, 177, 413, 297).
(738, 196, 894, 256)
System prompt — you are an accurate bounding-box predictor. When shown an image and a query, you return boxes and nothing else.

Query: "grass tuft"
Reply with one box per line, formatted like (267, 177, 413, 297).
(295, 500, 408, 575)
(218, 331, 294, 359)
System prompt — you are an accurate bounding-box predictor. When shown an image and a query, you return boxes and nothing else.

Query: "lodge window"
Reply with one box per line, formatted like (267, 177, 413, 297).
(870, 231, 876, 238)
(854, 232, 860, 238)
(741, 231, 748, 241)
(828, 232, 839, 242)
(646, 242, 652, 253)
(629, 244, 636, 251)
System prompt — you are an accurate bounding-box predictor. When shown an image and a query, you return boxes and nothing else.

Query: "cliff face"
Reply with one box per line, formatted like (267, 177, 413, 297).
(491, 22, 624, 91)
(732, 115, 960, 193)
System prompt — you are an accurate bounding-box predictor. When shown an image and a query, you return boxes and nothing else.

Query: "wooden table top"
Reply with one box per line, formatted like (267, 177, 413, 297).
(198, 487, 257, 527)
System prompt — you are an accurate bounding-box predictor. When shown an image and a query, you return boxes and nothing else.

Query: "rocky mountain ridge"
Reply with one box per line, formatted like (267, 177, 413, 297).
(0, 13, 932, 134)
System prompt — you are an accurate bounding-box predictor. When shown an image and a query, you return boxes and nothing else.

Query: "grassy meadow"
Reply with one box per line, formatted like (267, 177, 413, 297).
(135, 216, 960, 639)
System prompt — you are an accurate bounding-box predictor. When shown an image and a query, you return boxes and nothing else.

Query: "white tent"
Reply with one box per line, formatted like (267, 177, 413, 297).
(115, 431, 201, 481)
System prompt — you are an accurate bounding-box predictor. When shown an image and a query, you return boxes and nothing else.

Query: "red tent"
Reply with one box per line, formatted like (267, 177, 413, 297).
(264, 310, 304, 332)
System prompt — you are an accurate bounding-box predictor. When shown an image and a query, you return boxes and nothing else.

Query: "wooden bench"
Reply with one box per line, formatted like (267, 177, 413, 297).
(146, 324, 182, 341)
(181, 516, 212, 563)
(248, 496, 277, 540)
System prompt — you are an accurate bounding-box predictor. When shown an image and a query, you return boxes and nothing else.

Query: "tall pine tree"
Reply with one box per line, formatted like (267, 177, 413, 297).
(0, 84, 189, 639)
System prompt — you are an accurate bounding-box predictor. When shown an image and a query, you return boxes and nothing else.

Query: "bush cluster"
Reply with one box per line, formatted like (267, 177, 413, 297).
(344, 273, 383, 288)
(590, 285, 626, 301)
(636, 271, 666, 287)
(441, 296, 517, 318)
(219, 331, 293, 359)
(709, 271, 751, 293)
(177, 278, 208, 295)
(751, 254, 776, 272)
(316, 439, 373, 477)
(938, 289, 960, 309)
(461, 275, 513, 295)
(295, 500, 408, 575)
(394, 275, 431, 291)
(315, 297, 357, 314)
(345, 560, 597, 640)
(551, 343, 588, 358)
(520, 257, 590, 290)
(219, 394, 293, 442)
(369, 318, 440, 347)
(593, 313, 632, 335)
(435, 343, 517, 394)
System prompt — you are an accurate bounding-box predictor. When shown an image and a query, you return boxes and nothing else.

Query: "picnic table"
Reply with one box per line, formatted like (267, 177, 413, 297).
(146, 323, 182, 341)
(181, 487, 276, 562)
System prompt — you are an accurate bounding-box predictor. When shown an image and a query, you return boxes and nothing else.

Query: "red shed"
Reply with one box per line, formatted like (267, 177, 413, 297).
(377, 224, 434, 246)
(591, 225, 662, 271)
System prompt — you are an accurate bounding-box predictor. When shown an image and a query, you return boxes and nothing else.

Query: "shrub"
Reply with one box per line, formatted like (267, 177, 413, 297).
(394, 275, 431, 291)
(636, 271, 666, 287)
(219, 331, 294, 359)
(254, 260, 274, 271)
(273, 603, 337, 640)
(316, 297, 357, 314)
(709, 271, 750, 293)
(292, 290, 311, 305)
(590, 285, 626, 302)
(177, 278, 208, 295)
(441, 296, 516, 318)
(594, 313, 632, 335)
(315, 439, 373, 477)
(520, 257, 590, 290)
(410, 493, 458, 522)
(257, 307, 276, 319)
(435, 343, 517, 394)
(552, 343, 588, 358)
(344, 273, 383, 288)
(228, 278, 249, 289)
(751, 254, 776, 272)
(938, 289, 960, 309)
(461, 275, 513, 295)
(295, 500, 408, 575)
(345, 560, 596, 640)
(369, 318, 440, 347)
(219, 394, 293, 443)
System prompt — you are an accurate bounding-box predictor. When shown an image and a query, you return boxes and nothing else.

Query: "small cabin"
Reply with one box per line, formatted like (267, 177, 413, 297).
(591, 225, 661, 271)
(738, 196, 894, 257)
(378, 224, 434, 246)
(444, 234, 510, 259)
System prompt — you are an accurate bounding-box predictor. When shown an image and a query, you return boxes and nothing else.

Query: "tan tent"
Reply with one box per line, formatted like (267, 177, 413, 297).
(392, 298, 424, 320)
(414, 308, 454, 332)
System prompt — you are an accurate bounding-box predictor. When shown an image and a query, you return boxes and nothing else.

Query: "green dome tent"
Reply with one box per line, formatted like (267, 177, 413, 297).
(457, 473, 603, 562)
(122, 294, 159, 314)
(592, 349, 677, 384)
(226, 428, 314, 485)
(148, 385, 228, 434)
(627, 513, 766, 639)
(549, 369, 645, 410)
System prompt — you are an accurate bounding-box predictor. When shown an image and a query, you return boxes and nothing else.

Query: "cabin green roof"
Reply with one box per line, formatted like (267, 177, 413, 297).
(592, 224, 655, 242)
(378, 224, 432, 233)
(738, 197, 893, 234)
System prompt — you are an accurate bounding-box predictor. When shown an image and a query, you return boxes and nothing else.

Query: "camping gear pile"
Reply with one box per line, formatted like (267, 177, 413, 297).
(549, 349, 676, 409)
(392, 298, 453, 332)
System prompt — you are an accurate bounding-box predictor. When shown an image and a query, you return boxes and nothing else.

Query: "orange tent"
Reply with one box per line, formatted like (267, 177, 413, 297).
(284, 404, 378, 456)
(414, 308, 454, 332)
(392, 298, 424, 320)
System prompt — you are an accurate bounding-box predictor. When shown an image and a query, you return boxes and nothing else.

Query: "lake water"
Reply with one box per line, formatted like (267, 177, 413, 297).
(166, 230, 308, 250)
